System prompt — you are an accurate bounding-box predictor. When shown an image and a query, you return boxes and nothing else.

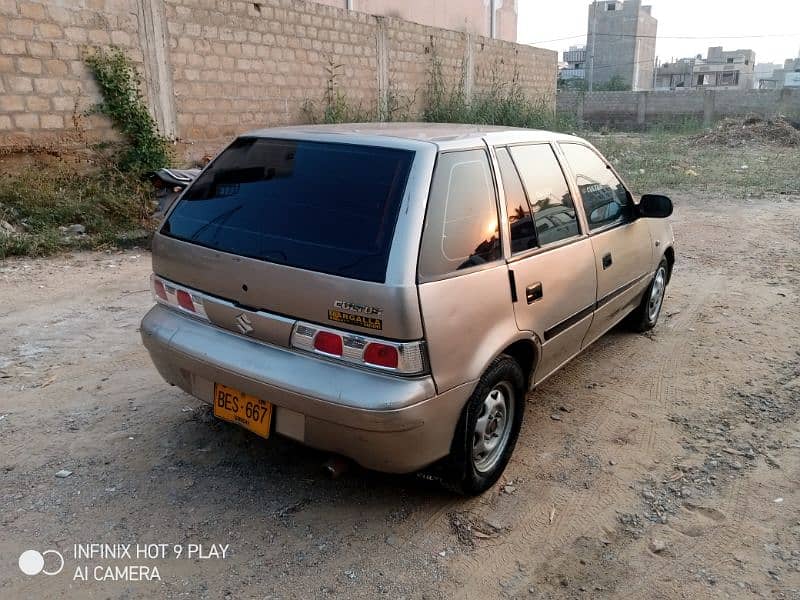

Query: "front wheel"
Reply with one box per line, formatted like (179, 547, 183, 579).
(628, 257, 669, 332)
(445, 355, 525, 495)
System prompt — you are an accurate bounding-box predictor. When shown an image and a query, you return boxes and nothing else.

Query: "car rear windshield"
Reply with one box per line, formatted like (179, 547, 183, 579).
(162, 137, 415, 283)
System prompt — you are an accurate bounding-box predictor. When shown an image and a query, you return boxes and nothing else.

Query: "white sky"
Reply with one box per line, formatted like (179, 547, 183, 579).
(517, 0, 800, 65)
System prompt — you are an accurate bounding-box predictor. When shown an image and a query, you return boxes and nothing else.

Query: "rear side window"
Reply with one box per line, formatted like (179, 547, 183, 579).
(496, 147, 536, 253)
(418, 149, 501, 279)
(162, 137, 414, 283)
(509, 144, 580, 246)
(559, 143, 633, 230)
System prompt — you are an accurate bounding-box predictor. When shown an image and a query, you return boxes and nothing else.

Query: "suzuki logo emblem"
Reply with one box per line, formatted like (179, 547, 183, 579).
(235, 313, 254, 335)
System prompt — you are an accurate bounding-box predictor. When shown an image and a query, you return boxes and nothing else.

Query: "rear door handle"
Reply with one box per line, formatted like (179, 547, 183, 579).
(526, 282, 543, 304)
(602, 253, 613, 269)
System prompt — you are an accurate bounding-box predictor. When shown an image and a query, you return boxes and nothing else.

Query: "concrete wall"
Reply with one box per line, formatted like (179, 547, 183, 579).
(312, 0, 518, 43)
(557, 88, 800, 129)
(0, 0, 555, 160)
(586, 0, 657, 91)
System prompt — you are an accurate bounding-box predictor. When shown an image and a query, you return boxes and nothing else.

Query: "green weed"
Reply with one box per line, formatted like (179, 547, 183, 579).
(85, 47, 171, 174)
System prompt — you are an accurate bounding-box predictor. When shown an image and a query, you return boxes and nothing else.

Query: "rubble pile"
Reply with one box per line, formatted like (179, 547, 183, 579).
(693, 114, 800, 147)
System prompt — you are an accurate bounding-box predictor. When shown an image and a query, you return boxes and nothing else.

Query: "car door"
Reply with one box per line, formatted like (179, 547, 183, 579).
(417, 148, 519, 394)
(495, 144, 597, 385)
(558, 143, 653, 348)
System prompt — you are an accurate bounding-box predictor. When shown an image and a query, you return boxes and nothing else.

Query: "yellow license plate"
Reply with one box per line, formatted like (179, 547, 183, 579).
(213, 383, 273, 439)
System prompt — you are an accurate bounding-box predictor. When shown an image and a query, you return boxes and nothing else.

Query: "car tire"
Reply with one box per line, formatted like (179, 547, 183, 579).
(628, 257, 669, 332)
(444, 354, 525, 495)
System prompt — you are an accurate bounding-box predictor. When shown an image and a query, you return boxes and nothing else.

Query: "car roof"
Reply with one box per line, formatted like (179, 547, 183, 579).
(242, 122, 584, 149)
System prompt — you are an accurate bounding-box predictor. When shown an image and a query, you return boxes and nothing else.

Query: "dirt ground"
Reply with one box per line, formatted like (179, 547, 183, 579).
(1, 189, 798, 599)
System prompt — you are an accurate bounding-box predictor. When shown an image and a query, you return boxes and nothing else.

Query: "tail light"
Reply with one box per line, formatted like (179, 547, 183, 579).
(150, 274, 208, 320)
(364, 343, 399, 369)
(176, 289, 195, 312)
(291, 322, 427, 375)
(313, 331, 343, 356)
(153, 278, 167, 301)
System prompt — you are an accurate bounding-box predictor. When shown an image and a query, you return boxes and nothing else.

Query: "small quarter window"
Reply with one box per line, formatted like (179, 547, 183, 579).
(418, 150, 501, 279)
(509, 144, 580, 246)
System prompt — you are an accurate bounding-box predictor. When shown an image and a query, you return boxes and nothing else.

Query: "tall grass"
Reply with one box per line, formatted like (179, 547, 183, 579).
(301, 52, 577, 132)
(0, 161, 152, 259)
(422, 54, 575, 131)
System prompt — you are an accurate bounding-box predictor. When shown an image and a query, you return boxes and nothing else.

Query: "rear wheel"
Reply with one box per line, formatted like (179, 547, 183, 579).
(628, 257, 669, 332)
(445, 355, 525, 495)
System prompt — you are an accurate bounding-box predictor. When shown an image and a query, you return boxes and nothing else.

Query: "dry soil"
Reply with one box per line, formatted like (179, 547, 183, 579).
(1, 190, 798, 599)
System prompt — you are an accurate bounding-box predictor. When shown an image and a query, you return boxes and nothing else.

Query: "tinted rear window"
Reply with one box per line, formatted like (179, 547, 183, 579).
(162, 138, 415, 283)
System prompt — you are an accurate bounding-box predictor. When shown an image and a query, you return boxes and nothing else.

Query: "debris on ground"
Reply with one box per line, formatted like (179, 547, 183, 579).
(273, 497, 311, 518)
(54, 469, 73, 478)
(58, 224, 86, 236)
(448, 511, 506, 547)
(693, 114, 800, 147)
(1, 220, 19, 235)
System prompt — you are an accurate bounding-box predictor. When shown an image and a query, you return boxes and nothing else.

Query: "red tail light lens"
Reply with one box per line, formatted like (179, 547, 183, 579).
(176, 289, 195, 312)
(314, 331, 343, 356)
(153, 278, 167, 301)
(291, 322, 426, 374)
(364, 342, 399, 369)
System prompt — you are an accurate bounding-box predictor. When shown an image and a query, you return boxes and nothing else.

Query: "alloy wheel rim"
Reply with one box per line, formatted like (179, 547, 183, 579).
(472, 382, 515, 473)
(647, 266, 667, 322)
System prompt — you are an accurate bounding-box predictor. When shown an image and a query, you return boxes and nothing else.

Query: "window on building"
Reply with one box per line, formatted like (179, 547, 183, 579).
(560, 144, 633, 231)
(418, 150, 501, 278)
(720, 71, 740, 86)
(508, 144, 580, 246)
(727, 58, 734, 64)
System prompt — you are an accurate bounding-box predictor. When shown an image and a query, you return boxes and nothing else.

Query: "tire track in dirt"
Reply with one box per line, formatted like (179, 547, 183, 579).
(619, 276, 773, 598)
(445, 272, 727, 597)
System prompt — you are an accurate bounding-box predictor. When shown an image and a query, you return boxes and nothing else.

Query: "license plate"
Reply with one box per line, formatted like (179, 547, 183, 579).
(213, 383, 272, 439)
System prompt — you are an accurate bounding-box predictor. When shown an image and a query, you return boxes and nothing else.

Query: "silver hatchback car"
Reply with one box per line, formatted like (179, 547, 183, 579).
(141, 123, 674, 494)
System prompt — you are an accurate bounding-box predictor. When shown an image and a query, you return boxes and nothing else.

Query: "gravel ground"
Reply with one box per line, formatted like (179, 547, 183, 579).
(0, 189, 798, 599)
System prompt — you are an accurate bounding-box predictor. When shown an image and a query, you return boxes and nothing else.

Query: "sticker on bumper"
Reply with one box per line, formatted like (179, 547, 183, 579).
(328, 309, 383, 330)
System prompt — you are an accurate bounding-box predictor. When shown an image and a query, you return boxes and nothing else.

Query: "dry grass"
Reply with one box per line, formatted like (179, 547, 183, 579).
(0, 152, 154, 259)
(589, 132, 800, 197)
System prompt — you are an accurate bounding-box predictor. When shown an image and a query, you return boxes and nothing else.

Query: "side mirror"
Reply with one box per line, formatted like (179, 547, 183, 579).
(638, 194, 673, 219)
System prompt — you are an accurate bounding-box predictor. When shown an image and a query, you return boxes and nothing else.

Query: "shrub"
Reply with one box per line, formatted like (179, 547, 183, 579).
(84, 47, 171, 174)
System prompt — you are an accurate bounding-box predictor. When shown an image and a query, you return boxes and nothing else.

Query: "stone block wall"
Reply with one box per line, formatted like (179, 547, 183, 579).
(0, 0, 557, 160)
(0, 0, 143, 148)
(557, 88, 800, 130)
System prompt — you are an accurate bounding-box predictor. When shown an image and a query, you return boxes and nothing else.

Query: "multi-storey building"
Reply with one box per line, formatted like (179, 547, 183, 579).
(561, 45, 587, 81)
(585, 0, 658, 91)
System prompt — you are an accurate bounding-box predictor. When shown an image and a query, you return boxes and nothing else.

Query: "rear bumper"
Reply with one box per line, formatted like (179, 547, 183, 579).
(140, 305, 471, 473)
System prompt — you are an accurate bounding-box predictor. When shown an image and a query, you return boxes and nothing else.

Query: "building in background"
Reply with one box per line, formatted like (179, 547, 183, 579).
(560, 45, 587, 82)
(754, 62, 783, 89)
(759, 56, 800, 89)
(654, 57, 695, 89)
(693, 47, 756, 89)
(312, 0, 517, 42)
(585, 0, 657, 91)
(655, 47, 756, 90)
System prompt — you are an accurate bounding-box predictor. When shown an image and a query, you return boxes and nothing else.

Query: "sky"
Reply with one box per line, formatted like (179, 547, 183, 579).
(517, 0, 800, 65)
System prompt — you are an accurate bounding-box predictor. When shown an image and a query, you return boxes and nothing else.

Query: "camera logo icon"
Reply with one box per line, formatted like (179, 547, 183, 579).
(18, 549, 64, 576)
